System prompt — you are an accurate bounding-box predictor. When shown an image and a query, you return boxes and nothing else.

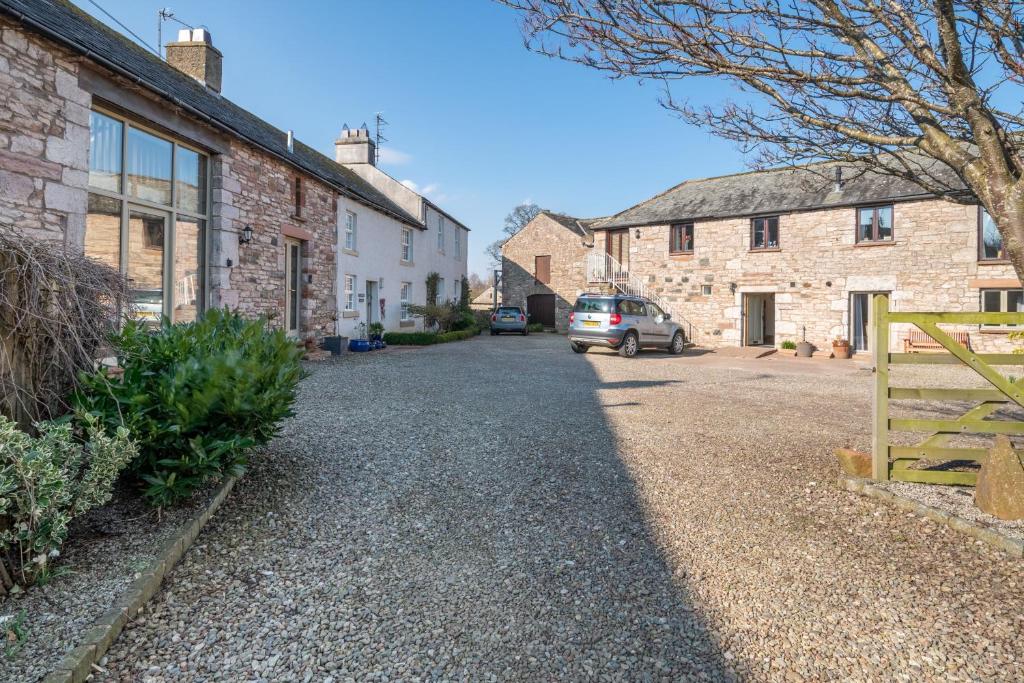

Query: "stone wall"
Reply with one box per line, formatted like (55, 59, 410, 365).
(0, 19, 90, 244)
(210, 140, 337, 339)
(502, 213, 592, 332)
(593, 199, 1020, 352)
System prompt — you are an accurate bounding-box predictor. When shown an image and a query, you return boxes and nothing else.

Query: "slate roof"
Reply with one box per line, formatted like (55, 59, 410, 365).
(0, 0, 423, 227)
(592, 161, 969, 230)
(540, 211, 595, 237)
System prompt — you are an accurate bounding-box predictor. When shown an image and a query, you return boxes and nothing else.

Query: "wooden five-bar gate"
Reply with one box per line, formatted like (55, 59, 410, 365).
(871, 293, 1024, 485)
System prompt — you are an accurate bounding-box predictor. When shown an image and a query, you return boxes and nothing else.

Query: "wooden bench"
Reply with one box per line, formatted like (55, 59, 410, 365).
(902, 329, 971, 353)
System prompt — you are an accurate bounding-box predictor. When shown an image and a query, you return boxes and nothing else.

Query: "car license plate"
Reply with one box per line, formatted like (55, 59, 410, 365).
(583, 320, 599, 328)
(502, 316, 513, 321)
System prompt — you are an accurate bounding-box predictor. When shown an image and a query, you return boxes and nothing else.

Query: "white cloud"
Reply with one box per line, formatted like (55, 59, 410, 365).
(400, 179, 420, 193)
(378, 147, 412, 165)
(400, 179, 448, 202)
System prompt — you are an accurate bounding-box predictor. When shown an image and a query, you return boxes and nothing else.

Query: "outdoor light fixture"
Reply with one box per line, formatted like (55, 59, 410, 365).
(239, 224, 253, 244)
(729, 282, 737, 293)
(635, 228, 642, 239)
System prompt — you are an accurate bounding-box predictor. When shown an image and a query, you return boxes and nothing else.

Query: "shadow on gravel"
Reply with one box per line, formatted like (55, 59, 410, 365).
(600, 378, 683, 390)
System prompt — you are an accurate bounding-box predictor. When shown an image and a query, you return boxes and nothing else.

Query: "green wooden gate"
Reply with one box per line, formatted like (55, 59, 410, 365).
(871, 293, 1024, 485)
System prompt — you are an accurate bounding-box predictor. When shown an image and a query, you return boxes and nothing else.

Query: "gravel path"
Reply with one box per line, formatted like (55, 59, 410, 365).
(96, 335, 1023, 681)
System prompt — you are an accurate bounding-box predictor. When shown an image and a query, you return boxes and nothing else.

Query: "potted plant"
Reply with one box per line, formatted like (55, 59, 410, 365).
(348, 322, 371, 352)
(832, 336, 852, 359)
(368, 322, 385, 349)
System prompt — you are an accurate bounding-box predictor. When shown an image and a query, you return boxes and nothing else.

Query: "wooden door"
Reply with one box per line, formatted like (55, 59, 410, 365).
(527, 293, 556, 328)
(606, 229, 629, 268)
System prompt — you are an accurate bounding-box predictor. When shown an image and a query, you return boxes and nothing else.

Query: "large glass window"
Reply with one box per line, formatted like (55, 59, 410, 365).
(857, 205, 893, 243)
(89, 111, 122, 192)
(86, 108, 209, 323)
(175, 146, 207, 214)
(979, 208, 1006, 261)
(127, 127, 172, 205)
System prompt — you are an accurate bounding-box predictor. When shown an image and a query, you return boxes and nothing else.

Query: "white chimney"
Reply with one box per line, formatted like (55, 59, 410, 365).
(334, 124, 375, 166)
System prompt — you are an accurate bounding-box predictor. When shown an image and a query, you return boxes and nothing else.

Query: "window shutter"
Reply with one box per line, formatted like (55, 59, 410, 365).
(535, 255, 551, 284)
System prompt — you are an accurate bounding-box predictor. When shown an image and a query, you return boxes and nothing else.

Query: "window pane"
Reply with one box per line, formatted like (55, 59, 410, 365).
(127, 127, 172, 205)
(127, 209, 165, 328)
(683, 224, 694, 251)
(753, 219, 765, 248)
(877, 206, 893, 240)
(767, 217, 779, 247)
(173, 216, 203, 323)
(857, 208, 874, 242)
(175, 146, 206, 214)
(1009, 290, 1024, 313)
(89, 111, 122, 192)
(84, 193, 121, 269)
(981, 209, 1003, 259)
(982, 290, 1002, 312)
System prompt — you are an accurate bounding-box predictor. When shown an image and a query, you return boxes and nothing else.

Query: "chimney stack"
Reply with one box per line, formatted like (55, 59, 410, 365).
(166, 28, 223, 94)
(334, 124, 375, 166)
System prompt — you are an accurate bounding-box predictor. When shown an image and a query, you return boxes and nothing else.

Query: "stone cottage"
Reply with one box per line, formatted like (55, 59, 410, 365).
(0, 0, 467, 342)
(501, 211, 595, 331)
(503, 163, 1020, 353)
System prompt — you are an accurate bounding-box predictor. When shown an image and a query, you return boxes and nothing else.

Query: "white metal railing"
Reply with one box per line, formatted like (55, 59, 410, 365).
(586, 251, 697, 342)
(175, 272, 197, 306)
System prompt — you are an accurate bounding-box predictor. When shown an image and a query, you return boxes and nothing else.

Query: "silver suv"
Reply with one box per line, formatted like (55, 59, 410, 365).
(568, 293, 686, 357)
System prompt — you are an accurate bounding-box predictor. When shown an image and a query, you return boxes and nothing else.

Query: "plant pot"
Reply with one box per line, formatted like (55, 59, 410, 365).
(795, 341, 813, 358)
(832, 342, 852, 360)
(321, 335, 347, 356)
(373, 339, 383, 350)
(349, 338, 371, 353)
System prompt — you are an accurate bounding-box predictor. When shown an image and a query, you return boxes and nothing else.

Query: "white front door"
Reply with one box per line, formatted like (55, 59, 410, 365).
(284, 238, 301, 337)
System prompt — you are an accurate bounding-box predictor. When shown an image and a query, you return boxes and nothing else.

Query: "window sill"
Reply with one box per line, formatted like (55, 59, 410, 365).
(342, 248, 359, 257)
(400, 319, 415, 327)
(853, 240, 896, 248)
(978, 327, 1019, 334)
(291, 214, 306, 223)
(669, 252, 694, 259)
(400, 259, 414, 267)
(749, 248, 782, 253)
(978, 259, 1012, 265)
(342, 310, 359, 319)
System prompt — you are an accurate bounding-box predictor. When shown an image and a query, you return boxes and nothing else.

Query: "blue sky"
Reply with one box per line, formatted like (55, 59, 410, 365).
(80, 0, 747, 276)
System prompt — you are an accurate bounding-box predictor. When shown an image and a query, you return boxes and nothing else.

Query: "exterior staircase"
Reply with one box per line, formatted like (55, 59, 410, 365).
(585, 252, 697, 343)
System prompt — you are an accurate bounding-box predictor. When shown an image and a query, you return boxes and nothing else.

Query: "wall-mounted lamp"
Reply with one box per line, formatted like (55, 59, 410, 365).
(729, 282, 737, 294)
(239, 224, 253, 245)
(635, 228, 642, 239)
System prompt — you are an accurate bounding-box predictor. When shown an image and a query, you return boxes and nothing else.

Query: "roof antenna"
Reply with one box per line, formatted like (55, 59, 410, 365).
(157, 8, 194, 60)
(374, 112, 388, 165)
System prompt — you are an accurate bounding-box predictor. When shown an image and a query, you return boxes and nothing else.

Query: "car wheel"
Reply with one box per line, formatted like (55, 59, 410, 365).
(523, 329, 529, 336)
(668, 331, 685, 355)
(619, 331, 639, 358)
(570, 342, 588, 354)
(490, 330, 497, 336)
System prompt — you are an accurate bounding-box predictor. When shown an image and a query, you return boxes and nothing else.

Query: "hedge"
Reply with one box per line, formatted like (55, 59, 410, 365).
(383, 327, 480, 346)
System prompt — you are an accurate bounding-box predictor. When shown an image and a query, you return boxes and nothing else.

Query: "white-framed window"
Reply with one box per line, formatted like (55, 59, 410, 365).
(453, 278, 459, 302)
(344, 274, 356, 311)
(981, 288, 1023, 328)
(437, 277, 445, 302)
(401, 227, 413, 262)
(344, 210, 357, 251)
(437, 215, 445, 252)
(401, 282, 412, 320)
(454, 228, 461, 258)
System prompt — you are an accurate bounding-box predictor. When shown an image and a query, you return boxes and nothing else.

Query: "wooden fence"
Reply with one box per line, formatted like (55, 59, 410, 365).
(871, 293, 1024, 485)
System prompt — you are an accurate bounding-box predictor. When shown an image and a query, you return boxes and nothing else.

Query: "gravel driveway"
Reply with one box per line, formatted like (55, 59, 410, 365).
(96, 335, 1023, 682)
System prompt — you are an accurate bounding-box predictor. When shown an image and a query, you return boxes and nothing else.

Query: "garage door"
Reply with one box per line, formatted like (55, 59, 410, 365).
(527, 294, 555, 328)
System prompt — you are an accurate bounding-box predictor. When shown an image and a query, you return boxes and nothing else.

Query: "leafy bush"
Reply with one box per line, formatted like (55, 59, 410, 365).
(74, 309, 303, 507)
(407, 301, 473, 333)
(472, 309, 493, 329)
(780, 340, 797, 350)
(527, 323, 545, 333)
(0, 413, 136, 587)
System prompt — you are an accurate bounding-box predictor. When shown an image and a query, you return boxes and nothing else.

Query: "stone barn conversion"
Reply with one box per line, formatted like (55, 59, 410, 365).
(0, 0, 467, 343)
(504, 163, 1020, 353)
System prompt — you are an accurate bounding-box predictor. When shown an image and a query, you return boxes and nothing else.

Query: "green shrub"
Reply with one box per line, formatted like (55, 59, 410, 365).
(780, 340, 797, 350)
(384, 327, 479, 346)
(74, 309, 303, 507)
(0, 413, 137, 586)
(383, 331, 438, 346)
(527, 323, 544, 333)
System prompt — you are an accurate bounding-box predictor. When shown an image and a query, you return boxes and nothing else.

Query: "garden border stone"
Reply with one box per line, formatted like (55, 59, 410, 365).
(40, 476, 238, 683)
(838, 474, 1024, 558)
